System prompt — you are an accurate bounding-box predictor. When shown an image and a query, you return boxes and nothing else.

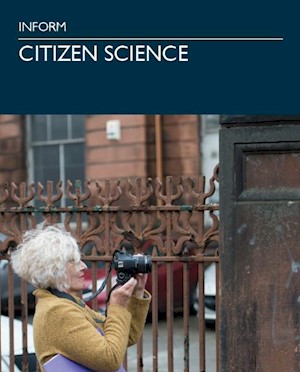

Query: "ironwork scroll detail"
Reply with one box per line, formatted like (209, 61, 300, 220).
(0, 170, 219, 257)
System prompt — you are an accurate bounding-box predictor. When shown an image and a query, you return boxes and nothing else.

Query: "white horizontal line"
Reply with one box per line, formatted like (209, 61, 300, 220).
(18, 37, 284, 41)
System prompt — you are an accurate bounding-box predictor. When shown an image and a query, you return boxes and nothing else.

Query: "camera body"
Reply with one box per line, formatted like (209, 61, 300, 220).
(113, 251, 152, 285)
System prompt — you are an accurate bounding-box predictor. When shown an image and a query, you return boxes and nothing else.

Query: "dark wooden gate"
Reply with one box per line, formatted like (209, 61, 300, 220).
(220, 116, 300, 371)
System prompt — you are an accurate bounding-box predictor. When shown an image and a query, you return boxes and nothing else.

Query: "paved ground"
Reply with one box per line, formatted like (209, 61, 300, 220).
(127, 315, 216, 372)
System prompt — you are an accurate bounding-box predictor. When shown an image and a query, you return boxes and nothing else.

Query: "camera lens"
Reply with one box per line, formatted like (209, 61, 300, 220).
(135, 255, 152, 273)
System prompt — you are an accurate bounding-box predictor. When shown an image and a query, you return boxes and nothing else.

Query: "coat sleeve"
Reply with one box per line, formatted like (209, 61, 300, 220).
(125, 290, 151, 346)
(41, 302, 132, 372)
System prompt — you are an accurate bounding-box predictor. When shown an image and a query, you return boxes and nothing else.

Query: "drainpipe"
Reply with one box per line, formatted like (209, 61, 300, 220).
(155, 115, 163, 206)
(155, 114, 163, 181)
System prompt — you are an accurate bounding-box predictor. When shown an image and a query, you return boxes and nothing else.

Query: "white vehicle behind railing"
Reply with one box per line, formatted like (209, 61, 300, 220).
(1, 315, 36, 371)
(191, 263, 216, 322)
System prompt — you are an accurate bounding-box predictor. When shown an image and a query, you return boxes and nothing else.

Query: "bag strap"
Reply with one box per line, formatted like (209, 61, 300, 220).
(48, 288, 85, 308)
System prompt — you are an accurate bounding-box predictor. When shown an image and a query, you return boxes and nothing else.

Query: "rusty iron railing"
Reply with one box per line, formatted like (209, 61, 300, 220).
(0, 167, 219, 372)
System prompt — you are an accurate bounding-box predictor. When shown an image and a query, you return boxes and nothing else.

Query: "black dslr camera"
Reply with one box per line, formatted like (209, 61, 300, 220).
(113, 251, 152, 285)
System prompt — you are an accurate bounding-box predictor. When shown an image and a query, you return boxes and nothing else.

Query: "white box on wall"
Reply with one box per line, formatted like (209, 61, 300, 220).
(106, 120, 121, 140)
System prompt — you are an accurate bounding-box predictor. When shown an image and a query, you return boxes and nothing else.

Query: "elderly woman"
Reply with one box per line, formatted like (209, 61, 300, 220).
(10, 225, 151, 372)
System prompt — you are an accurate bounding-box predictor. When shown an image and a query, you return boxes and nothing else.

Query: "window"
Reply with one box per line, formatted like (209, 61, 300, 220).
(201, 114, 220, 135)
(27, 115, 86, 209)
(200, 115, 220, 225)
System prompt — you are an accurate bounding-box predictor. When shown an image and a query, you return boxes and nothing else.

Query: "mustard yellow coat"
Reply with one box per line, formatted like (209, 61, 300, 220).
(33, 288, 151, 372)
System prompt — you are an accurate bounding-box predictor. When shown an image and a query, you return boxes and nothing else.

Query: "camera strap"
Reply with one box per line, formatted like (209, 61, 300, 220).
(83, 250, 120, 303)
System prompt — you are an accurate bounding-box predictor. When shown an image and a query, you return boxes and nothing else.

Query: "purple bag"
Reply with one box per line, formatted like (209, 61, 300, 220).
(44, 354, 126, 372)
(44, 354, 93, 371)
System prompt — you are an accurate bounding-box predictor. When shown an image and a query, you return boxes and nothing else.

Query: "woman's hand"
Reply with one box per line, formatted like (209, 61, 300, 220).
(132, 273, 148, 299)
(109, 277, 137, 308)
(109, 254, 149, 306)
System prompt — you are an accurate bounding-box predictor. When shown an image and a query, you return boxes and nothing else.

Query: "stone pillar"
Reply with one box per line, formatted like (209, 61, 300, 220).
(219, 116, 300, 371)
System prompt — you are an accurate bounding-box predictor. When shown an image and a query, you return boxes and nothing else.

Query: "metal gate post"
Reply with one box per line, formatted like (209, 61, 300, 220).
(219, 115, 300, 371)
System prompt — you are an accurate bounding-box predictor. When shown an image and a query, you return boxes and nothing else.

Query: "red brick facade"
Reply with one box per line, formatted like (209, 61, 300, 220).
(0, 115, 201, 185)
(85, 114, 201, 182)
(0, 115, 26, 185)
(85, 115, 148, 179)
(152, 115, 200, 179)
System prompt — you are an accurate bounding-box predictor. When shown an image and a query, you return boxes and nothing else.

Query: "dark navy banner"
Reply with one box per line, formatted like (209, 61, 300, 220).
(0, 0, 297, 114)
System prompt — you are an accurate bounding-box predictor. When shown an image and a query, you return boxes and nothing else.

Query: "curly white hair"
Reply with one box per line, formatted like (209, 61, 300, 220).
(10, 224, 81, 291)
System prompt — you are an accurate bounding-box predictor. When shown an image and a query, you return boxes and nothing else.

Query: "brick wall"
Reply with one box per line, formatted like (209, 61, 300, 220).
(146, 115, 201, 180)
(86, 115, 201, 182)
(85, 115, 148, 180)
(0, 115, 26, 185)
(0, 114, 201, 187)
